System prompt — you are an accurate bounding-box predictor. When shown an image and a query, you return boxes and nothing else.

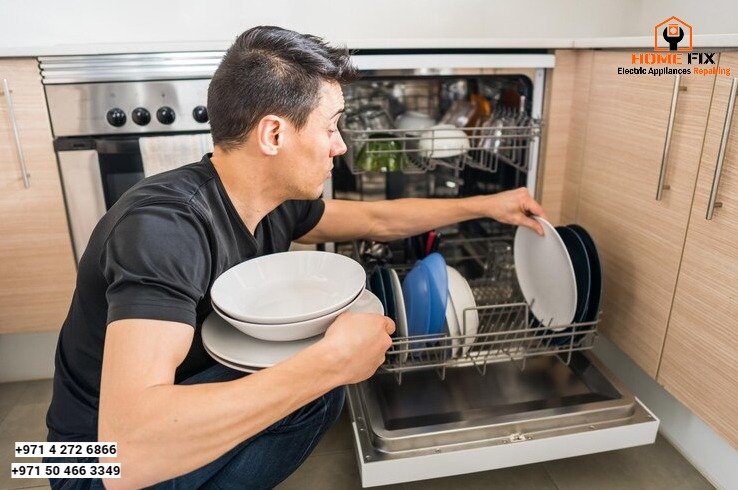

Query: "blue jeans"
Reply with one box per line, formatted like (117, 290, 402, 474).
(44, 363, 345, 489)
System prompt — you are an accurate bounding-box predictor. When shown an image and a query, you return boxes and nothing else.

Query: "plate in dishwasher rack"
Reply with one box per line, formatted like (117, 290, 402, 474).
(446, 265, 479, 355)
(202, 290, 383, 368)
(568, 224, 603, 323)
(555, 226, 591, 323)
(388, 268, 409, 363)
(514, 217, 577, 330)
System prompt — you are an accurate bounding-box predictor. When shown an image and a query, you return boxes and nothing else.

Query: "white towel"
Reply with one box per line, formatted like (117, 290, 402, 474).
(139, 134, 214, 177)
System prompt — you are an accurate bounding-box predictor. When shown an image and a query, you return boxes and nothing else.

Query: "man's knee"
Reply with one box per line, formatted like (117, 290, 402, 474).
(271, 386, 345, 434)
(323, 386, 346, 425)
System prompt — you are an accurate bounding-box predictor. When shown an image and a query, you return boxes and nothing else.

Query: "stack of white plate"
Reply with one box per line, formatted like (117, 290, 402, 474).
(205, 251, 383, 372)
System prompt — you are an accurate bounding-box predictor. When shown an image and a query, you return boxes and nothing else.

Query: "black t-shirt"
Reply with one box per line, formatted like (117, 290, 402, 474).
(46, 154, 325, 442)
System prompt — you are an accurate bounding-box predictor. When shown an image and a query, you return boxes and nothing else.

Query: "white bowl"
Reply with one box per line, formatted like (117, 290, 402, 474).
(395, 111, 436, 132)
(211, 251, 366, 324)
(202, 290, 384, 368)
(211, 286, 363, 341)
(419, 124, 470, 159)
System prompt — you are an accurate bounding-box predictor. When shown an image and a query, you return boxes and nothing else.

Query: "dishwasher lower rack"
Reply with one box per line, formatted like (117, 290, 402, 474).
(382, 299, 600, 384)
(347, 350, 660, 487)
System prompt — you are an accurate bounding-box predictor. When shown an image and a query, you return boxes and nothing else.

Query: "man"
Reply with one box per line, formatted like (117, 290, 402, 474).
(44, 26, 548, 489)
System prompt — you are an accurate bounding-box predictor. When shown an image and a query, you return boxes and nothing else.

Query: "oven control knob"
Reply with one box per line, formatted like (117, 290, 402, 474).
(106, 108, 126, 127)
(156, 106, 176, 125)
(192, 105, 209, 123)
(132, 107, 151, 126)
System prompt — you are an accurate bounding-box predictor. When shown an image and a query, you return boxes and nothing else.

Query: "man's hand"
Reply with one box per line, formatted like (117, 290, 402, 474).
(315, 312, 395, 384)
(481, 187, 549, 236)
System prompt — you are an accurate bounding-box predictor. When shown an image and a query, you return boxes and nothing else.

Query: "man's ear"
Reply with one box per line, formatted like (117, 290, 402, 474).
(255, 115, 285, 156)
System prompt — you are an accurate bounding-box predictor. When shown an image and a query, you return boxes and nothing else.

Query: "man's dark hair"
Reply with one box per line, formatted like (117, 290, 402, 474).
(208, 26, 358, 151)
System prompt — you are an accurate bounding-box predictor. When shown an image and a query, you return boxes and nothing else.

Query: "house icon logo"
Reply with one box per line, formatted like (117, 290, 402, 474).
(654, 16, 693, 51)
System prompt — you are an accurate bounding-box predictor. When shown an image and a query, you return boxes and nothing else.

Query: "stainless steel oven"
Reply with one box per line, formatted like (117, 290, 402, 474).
(42, 61, 215, 261)
(40, 51, 659, 487)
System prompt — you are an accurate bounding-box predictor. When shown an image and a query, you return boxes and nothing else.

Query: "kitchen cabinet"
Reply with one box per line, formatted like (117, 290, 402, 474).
(573, 51, 715, 377)
(656, 52, 738, 449)
(539, 50, 593, 224)
(0, 58, 76, 333)
(542, 49, 737, 449)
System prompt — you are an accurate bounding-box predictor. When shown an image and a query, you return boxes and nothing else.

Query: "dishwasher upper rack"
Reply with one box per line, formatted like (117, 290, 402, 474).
(341, 117, 541, 176)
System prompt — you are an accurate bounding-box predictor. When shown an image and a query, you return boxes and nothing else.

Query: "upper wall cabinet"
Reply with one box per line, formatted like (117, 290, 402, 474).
(0, 58, 76, 333)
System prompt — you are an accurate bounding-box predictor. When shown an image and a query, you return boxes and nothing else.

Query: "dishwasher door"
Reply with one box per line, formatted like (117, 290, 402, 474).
(347, 350, 658, 487)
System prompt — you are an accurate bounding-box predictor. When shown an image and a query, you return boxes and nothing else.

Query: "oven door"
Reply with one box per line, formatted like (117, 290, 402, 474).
(56, 137, 145, 262)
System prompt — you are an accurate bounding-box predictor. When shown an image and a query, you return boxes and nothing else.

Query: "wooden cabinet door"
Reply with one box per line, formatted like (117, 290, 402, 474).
(0, 58, 76, 333)
(657, 52, 738, 449)
(576, 51, 714, 377)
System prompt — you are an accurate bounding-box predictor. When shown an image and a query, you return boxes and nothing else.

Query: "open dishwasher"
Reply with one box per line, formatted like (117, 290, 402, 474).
(329, 53, 659, 487)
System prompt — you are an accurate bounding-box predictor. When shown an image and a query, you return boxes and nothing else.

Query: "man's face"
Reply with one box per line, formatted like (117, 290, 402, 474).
(279, 81, 347, 199)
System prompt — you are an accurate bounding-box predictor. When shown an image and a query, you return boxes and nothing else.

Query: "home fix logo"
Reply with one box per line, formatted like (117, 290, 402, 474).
(654, 16, 692, 52)
(617, 17, 729, 78)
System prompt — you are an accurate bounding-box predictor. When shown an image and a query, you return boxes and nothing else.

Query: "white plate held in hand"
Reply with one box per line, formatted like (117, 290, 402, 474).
(203, 344, 259, 373)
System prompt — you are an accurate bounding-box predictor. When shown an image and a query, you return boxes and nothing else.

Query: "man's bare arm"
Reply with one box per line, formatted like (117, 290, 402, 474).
(297, 188, 548, 244)
(99, 312, 393, 489)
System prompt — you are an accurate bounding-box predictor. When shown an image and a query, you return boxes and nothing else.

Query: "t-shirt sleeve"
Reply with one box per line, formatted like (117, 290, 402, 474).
(289, 198, 326, 241)
(99, 204, 212, 327)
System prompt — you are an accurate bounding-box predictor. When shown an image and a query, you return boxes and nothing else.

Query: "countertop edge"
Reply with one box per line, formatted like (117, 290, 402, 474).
(1, 34, 737, 58)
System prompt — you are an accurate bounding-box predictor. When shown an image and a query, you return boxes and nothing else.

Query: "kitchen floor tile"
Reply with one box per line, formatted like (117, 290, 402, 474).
(277, 447, 560, 490)
(16, 380, 53, 407)
(401, 463, 558, 490)
(0, 382, 27, 424)
(0, 402, 53, 489)
(276, 450, 404, 490)
(542, 434, 715, 490)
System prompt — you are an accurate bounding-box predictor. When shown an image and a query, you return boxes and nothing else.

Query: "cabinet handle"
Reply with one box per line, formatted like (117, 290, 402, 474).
(656, 75, 683, 201)
(706, 77, 738, 220)
(2, 78, 30, 189)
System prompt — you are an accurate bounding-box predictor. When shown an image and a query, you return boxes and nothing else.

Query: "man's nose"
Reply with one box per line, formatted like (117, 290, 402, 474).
(331, 132, 348, 157)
